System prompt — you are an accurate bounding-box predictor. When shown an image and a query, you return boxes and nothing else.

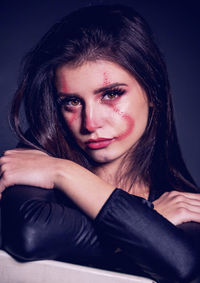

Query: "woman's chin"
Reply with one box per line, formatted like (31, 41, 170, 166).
(86, 150, 122, 165)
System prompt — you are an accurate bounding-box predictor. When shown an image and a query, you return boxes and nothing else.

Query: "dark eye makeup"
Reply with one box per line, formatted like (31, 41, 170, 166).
(57, 96, 82, 107)
(102, 87, 126, 100)
(57, 87, 126, 110)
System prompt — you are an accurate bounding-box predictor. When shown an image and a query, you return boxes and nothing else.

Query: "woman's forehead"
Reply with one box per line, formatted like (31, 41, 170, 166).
(56, 60, 136, 91)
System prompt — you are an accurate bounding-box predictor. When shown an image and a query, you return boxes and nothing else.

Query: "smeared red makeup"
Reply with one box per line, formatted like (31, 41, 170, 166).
(113, 106, 135, 140)
(68, 112, 78, 128)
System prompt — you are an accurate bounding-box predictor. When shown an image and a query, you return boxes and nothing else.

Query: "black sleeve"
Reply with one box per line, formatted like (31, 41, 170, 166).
(2, 186, 199, 282)
(94, 189, 199, 282)
(1, 185, 105, 263)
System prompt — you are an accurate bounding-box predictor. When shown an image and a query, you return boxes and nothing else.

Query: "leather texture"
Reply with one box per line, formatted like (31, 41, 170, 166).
(1, 186, 200, 282)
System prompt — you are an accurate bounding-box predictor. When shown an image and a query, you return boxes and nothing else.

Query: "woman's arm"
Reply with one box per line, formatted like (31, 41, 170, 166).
(2, 185, 105, 263)
(2, 186, 199, 282)
(0, 149, 199, 281)
(94, 189, 199, 282)
(0, 149, 115, 217)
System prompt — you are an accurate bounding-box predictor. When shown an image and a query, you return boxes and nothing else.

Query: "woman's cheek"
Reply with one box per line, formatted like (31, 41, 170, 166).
(113, 106, 135, 141)
(63, 110, 79, 130)
(117, 114, 134, 141)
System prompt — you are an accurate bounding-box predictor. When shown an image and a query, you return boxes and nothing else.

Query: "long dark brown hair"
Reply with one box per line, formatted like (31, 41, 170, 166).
(10, 5, 198, 198)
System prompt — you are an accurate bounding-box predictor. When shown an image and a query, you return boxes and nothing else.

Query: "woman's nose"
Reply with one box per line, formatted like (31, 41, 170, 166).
(82, 102, 104, 133)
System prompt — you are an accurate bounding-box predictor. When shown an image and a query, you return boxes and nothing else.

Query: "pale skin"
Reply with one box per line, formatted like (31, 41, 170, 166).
(0, 60, 200, 225)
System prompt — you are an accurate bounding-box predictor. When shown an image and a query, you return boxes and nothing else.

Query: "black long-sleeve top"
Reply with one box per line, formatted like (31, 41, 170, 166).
(1, 185, 200, 282)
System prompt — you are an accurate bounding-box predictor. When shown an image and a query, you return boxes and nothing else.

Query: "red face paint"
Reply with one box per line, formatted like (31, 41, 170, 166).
(66, 111, 78, 129)
(103, 72, 110, 86)
(113, 106, 134, 141)
(117, 114, 134, 140)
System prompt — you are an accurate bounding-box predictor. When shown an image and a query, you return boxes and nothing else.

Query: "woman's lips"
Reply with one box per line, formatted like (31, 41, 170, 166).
(85, 138, 114, 149)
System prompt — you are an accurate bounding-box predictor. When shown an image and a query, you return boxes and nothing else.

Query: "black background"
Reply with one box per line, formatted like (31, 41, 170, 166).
(0, 0, 199, 186)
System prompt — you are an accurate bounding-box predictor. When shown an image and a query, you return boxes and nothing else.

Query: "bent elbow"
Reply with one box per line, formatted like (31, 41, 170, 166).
(3, 224, 51, 261)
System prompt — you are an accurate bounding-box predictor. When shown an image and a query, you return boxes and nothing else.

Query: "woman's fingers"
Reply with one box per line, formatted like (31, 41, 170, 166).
(164, 190, 200, 200)
(153, 190, 200, 225)
(168, 190, 200, 202)
(3, 149, 47, 156)
(0, 175, 6, 194)
(0, 155, 6, 165)
(176, 207, 200, 224)
(174, 196, 200, 209)
(0, 149, 56, 191)
(178, 191, 200, 201)
(181, 201, 200, 212)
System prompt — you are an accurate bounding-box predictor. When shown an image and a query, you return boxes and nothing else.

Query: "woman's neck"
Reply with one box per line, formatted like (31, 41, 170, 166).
(92, 158, 149, 200)
(92, 157, 122, 187)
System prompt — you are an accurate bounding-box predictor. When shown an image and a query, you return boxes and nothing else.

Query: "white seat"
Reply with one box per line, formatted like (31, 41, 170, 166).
(0, 250, 156, 283)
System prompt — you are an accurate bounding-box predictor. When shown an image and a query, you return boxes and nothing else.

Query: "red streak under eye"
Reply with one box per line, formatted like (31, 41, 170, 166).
(117, 114, 134, 140)
(113, 106, 134, 140)
(104, 95, 121, 105)
(67, 112, 77, 128)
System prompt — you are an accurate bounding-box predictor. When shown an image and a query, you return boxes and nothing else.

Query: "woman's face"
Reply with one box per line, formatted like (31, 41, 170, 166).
(56, 60, 148, 164)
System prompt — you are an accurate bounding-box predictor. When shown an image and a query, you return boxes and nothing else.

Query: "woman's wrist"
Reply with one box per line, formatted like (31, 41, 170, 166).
(53, 158, 71, 189)
(53, 159, 115, 218)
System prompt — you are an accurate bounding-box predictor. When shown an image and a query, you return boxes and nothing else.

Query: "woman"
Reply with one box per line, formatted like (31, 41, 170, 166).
(0, 4, 200, 282)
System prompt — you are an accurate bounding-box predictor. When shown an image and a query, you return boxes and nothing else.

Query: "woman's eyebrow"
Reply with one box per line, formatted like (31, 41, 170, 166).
(57, 92, 81, 98)
(57, 83, 128, 97)
(94, 83, 128, 94)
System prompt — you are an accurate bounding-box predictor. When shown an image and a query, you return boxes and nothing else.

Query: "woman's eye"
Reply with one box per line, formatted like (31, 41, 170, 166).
(67, 99, 81, 106)
(102, 88, 126, 101)
(103, 92, 118, 100)
(58, 97, 82, 109)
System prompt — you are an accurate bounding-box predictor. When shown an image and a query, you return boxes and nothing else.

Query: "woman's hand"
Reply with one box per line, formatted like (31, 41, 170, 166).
(0, 148, 115, 218)
(153, 191, 200, 225)
(0, 149, 58, 196)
